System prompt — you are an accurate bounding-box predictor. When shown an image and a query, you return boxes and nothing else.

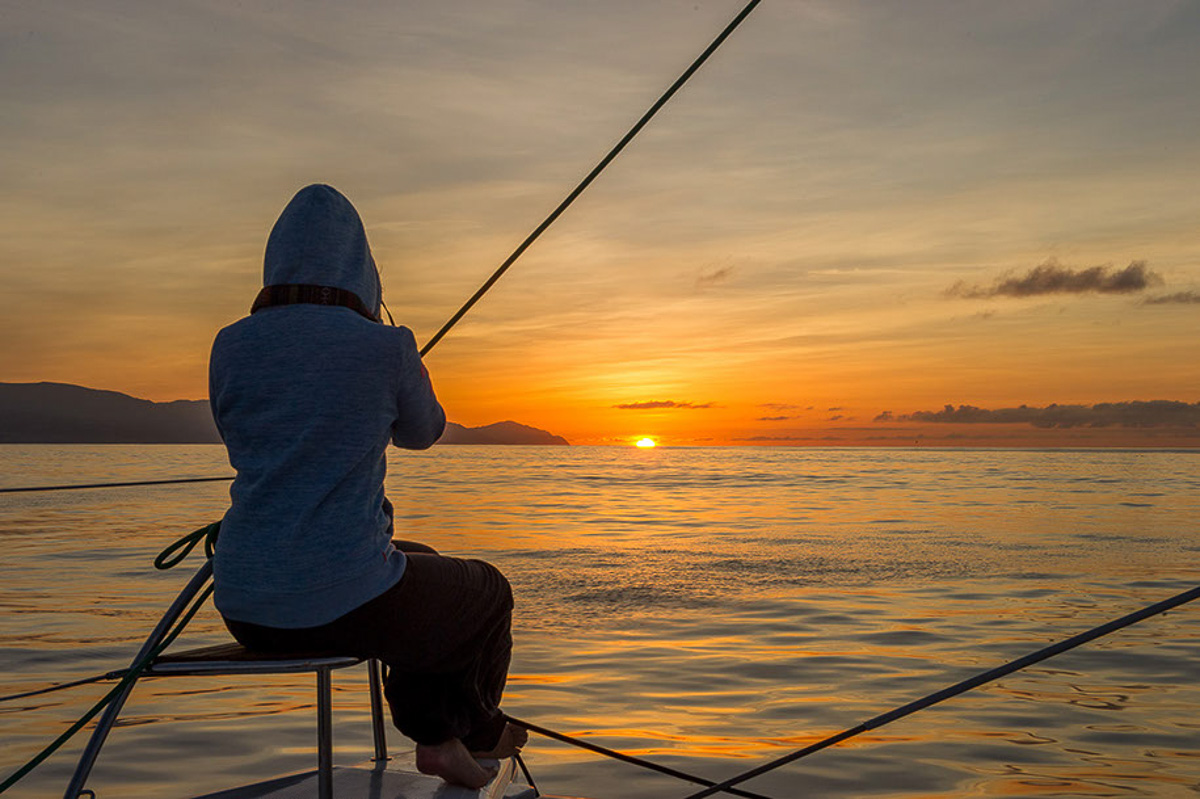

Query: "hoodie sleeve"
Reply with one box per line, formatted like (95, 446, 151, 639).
(391, 327, 446, 450)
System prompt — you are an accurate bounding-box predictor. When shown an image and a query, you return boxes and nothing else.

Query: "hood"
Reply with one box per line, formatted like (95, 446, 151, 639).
(262, 184, 381, 318)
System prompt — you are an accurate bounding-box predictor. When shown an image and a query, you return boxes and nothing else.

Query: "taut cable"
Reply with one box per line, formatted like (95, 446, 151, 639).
(419, 0, 763, 357)
(507, 715, 776, 799)
(681, 584, 1200, 799)
(0, 476, 233, 494)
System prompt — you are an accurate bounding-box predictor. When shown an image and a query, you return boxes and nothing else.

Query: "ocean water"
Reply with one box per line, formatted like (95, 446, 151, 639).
(1, 445, 1198, 799)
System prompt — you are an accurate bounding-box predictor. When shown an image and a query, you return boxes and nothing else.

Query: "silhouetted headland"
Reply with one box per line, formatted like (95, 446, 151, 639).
(0, 383, 567, 445)
(438, 420, 568, 446)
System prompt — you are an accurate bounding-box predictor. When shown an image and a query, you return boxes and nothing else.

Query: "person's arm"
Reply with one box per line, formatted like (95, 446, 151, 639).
(391, 328, 446, 450)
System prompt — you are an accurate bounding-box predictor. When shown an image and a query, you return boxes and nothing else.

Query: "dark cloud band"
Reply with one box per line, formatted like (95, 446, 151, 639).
(876, 400, 1200, 428)
(948, 259, 1162, 299)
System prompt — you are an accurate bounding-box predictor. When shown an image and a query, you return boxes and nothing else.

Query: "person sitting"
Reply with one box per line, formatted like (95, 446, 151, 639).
(208, 183, 525, 788)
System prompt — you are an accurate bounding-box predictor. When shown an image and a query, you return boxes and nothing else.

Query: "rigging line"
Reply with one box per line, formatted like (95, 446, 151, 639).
(0, 672, 128, 704)
(680, 584, 1200, 799)
(0, 476, 233, 494)
(418, 0, 763, 358)
(513, 753, 539, 797)
(507, 716, 777, 799)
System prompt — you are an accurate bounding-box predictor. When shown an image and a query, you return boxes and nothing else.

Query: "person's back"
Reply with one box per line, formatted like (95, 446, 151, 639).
(210, 184, 444, 628)
(208, 185, 522, 788)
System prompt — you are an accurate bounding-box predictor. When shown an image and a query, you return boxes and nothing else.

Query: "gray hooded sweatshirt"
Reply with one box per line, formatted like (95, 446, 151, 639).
(209, 184, 445, 628)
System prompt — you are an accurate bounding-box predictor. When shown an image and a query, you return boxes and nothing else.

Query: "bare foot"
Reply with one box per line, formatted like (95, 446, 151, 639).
(469, 722, 529, 759)
(415, 738, 498, 788)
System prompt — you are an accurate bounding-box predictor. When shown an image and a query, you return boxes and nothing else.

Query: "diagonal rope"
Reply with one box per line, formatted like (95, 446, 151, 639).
(419, 0, 763, 357)
(0, 672, 128, 704)
(680, 584, 1200, 799)
(507, 716, 777, 799)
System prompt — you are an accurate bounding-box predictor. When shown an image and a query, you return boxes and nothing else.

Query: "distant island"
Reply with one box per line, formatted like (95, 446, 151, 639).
(0, 382, 568, 445)
(439, 420, 568, 446)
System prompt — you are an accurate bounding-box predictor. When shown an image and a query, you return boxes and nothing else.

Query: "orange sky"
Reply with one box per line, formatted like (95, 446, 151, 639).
(2, 2, 1199, 446)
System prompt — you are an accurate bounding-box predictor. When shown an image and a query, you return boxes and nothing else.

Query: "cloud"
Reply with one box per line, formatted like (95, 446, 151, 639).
(1143, 291, 1200, 305)
(757, 415, 793, 421)
(882, 401, 1200, 428)
(759, 402, 802, 411)
(613, 400, 717, 410)
(947, 259, 1163, 299)
(696, 266, 734, 288)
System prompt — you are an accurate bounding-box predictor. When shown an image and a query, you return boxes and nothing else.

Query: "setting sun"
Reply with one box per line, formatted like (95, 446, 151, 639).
(635, 438, 657, 448)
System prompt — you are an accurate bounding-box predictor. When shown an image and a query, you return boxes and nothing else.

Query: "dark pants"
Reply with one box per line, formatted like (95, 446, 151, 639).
(223, 541, 512, 751)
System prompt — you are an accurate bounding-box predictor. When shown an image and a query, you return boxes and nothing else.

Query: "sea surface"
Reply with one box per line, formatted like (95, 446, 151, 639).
(1, 445, 1198, 799)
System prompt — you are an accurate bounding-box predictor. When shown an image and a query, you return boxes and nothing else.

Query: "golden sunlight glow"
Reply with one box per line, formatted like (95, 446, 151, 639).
(5, 5, 1199, 451)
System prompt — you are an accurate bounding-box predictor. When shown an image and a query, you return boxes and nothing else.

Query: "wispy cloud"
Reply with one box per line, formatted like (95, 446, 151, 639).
(877, 401, 1200, 428)
(696, 266, 734, 288)
(1143, 291, 1200, 305)
(757, 415, 793, 421)
(947, 259, 1163, 299)
(613, 400, 717, 410)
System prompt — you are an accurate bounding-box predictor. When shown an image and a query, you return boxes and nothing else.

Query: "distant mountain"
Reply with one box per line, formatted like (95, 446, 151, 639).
(0, 382, 220, 443)
(0, 382, 567, 445)
(439, 420, 568, 446)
